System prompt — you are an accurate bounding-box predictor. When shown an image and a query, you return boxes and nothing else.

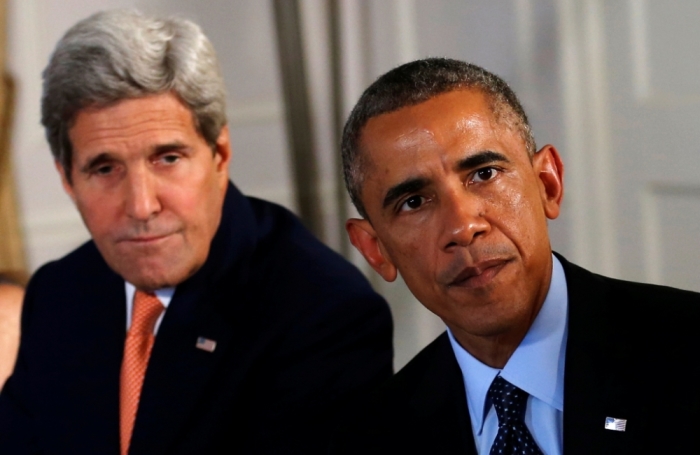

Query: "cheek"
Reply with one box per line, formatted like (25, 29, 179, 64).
(495, 188, 528, 230)
(378, 213, 450, 282)
(385, 238, 437, 290)
(492, 185, 548, 255)
(175, 182, 225, 239)
(74, 195, 119, 237)
(168, 173, 213, 210)
(383, 229, 428, 263)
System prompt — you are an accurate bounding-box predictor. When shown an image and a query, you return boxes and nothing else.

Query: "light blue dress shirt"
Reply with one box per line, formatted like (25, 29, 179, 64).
(447, 254, 568, 455)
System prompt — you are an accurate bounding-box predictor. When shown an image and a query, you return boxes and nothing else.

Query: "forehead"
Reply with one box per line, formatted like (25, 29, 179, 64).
(358, 90, 525, 178)
(364, 89, 489, 144)
(69, 93, 199, 158)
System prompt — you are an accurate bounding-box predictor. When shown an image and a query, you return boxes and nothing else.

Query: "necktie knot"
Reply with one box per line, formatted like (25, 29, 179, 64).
(130, 291, 164, 335)
(487, 375, 543, 455)
(488, 375, 528, 425)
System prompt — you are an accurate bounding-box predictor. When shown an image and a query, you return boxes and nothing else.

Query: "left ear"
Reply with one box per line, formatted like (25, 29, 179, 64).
(345, 218, 398, 282)
(213, 125, 232, 181)
(532, 144, 564, 220)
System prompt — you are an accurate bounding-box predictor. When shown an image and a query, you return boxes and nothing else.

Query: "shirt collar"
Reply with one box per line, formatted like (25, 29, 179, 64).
(125, 282, 175, 308)
(124, 282, 175, 330)
(447, 254, 568, 433)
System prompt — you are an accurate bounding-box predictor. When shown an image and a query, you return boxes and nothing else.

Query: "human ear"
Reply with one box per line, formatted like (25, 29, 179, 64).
(346, 218, 398, 282)
(55, 160, 76, 204)
(533, 144, 564, 220)
(213, 125, 232, 175)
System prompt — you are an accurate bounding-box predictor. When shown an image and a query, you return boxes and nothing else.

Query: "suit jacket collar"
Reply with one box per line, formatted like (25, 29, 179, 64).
(558, 253, 640, 455)
(405, 334, 478, 454)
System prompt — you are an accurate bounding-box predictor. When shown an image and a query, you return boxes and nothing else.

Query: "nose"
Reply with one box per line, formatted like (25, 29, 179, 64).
(125, 165, 161, 221)
(440, 188, 490, 250)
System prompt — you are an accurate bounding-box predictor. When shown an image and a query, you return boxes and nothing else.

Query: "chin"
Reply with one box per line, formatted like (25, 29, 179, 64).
(114, 263, 187, 291)
(104, 246, 207, 290)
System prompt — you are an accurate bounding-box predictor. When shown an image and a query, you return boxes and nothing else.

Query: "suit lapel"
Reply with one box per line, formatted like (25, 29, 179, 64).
(560, 256, 642, 455)
(59, 249, 125, 453)
(128, 280, 238, 454)
(408, 334, 478, 454)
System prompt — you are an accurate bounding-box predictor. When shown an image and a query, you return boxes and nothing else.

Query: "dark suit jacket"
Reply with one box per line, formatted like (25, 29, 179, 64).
(331, 254, 700, 454)
(0, 183, 393, 454)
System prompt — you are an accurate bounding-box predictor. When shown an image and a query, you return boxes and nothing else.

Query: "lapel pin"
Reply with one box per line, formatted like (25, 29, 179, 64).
(604, 416, 627, 432)
(196, 337, 217, 353)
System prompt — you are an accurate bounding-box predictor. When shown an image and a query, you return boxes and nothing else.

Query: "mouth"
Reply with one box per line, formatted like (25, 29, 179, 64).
(446, 258, 511, 289)
(119, 232, 175, 244)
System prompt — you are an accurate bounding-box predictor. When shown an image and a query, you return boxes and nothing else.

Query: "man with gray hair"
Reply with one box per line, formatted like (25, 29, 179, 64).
(332, 58, 700, 453)
(0, 10, 392, 454)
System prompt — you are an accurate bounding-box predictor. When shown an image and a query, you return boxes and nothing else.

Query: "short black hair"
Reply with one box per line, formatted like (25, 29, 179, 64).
(341, 58, 535, 219)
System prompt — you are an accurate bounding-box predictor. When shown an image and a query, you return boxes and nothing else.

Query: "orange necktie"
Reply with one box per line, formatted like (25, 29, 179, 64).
(119, 290, 164, 455)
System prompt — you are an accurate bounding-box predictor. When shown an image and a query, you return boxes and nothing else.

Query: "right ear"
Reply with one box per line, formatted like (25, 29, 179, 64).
(55, 160, 76, 204)
(346, 218, 397, 282)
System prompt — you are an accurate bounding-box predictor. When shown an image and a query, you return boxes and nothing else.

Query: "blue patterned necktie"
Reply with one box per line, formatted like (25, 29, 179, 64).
(487, 375, 544, 455)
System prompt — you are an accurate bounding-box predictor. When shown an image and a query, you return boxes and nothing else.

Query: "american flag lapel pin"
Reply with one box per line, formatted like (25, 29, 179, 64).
(604, 416, 627, 432)
(196, 337, 217, 353)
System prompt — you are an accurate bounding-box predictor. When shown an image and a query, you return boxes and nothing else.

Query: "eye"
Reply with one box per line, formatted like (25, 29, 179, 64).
(94, 164, 114, 175)
(472, 167, 499, 183)
(80, 155, 123, 180)
(159, 154, 181, 165)
(399, 195, 425, 212)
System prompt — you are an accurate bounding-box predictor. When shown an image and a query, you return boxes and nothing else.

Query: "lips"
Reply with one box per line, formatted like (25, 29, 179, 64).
(116, 230, 178, 245)
(114, 223, 183, 243)
(447, 258, 510, 289)
(124, 234, 171, 243)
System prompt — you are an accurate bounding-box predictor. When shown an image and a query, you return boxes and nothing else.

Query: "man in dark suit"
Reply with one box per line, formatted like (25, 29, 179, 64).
(332, 58, 700, 454)
(0, 10, 392, 454)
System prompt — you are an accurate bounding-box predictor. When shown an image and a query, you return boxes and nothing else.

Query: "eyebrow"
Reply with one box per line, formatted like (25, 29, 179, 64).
(456, 150, 510, 171)
(80, 152, 114, 174)
(380, 150, 510, 210)
(78, 142, 189, 174)
(153, 141, 188, 154)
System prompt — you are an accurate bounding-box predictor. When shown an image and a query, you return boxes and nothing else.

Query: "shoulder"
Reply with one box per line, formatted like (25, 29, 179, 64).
(379, 332, 454, 399)
(246, 197, 346, 266)
(559, 253, 700, 365)
(21, 241, 121, 329)
(24, 241, 118, 307)
(245, 196, 386, 304)
(212, 186, 378, 299)
(344, 335, 453, 422)
(30, 240, 110, 286)
(558, 252, 700, 318)
(331, 333, 466, 453)
(225, 194, 392, 357)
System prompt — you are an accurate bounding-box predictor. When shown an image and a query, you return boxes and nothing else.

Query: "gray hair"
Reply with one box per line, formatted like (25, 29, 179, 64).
(42, 9, 227, 180)
(341, 58, 536, 219)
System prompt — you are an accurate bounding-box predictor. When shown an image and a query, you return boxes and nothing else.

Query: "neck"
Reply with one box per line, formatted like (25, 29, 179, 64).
(449, 322, 533, 369)
(448, 259, 553, 369)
